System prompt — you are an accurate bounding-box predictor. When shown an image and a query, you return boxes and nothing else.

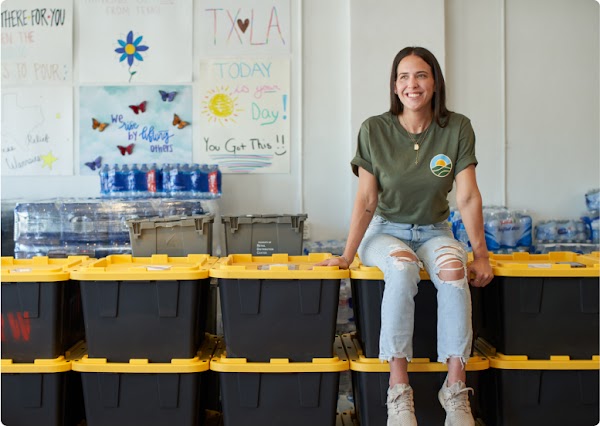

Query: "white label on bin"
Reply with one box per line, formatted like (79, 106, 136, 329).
(528, 263, 552, 268)
(256, 241, 275, 256)
(146, 265, 172, 271)
(12, 268, 32, 273)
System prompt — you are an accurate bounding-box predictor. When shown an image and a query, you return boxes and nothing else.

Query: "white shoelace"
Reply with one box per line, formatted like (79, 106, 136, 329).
(387, 389, 415, 414)
(445, 386, 474, 412)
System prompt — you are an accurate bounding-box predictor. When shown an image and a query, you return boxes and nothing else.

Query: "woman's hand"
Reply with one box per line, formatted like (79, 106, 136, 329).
(468, 257, 493, 287)
(315, 256, 351, 270)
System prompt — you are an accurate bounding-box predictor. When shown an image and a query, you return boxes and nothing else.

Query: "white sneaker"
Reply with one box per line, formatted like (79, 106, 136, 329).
(386, 383, 418, 426)
(438, 377, 475, 426)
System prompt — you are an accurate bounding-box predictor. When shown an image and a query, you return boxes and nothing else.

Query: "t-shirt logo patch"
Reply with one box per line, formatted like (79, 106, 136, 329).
(430, 154, 452, 178)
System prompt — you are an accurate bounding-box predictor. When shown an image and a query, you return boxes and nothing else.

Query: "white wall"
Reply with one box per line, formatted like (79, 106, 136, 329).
(2, 0, 599, 242)
(504, 0, 599, 222)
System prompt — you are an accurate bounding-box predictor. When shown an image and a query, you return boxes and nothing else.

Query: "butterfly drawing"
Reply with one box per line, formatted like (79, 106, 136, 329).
(173, 114, 190, 129)
(117, 143, 135, 156)
(129, 101, 147, 114)
(159, 90, 177, 102)
(92, 118, 109, 132)
(85, 156, 102, 171)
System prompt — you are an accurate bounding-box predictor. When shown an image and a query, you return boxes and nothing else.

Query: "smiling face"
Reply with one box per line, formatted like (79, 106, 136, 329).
(394, 54, 435, 115)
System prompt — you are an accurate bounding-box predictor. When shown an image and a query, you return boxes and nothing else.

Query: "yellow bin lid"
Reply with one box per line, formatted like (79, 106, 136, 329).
(341, 334, 489, 373)
(488, 252, 600, 277)
(1, 256, 92, 282)
(72, 334, 218, 373)
(70, 254, 218, 281)
(475, 337, 600, 370)
(210, 336, 349, 373)
(1, 341, 87, 373)
(209, 253, 349, 279)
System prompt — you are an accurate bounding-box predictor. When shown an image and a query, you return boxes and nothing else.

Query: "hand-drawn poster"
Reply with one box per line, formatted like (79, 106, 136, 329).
(78, 0, 192, 83)
(198, 58, 290, 173)
(1, 0, 73, 86)
(198, 0, 290, 56)
(1, 86, 73, 176)
(79, 85, 193, 175)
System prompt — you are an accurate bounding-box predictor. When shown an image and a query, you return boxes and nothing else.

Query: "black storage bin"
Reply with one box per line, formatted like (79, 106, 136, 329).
(211, 253, 347, 362)
(72, 335, 217, 426)
(1, 345, 86, 426)
(474, 252, 599, 358)
(1, 256, 88, 362)
(71, 254, 216, 362)
(211, 336, 348, 426)
(477, 339, 599, 426)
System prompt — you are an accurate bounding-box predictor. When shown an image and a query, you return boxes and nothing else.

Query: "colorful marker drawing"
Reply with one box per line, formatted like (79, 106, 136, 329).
(201, 86, 243, 125)
(114, 31, 149, 83)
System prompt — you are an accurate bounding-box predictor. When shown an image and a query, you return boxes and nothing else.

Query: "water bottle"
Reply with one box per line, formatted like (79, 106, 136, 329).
(136, 163, 149, 194)
(146, 163, 161, 195)
(108, 164, 127, 196)
(497, 209, 518, 249)
(483, 209, 501, 251)
(585, 189, 600, 211)
(61, 200, 97, 243)
(99, 164, 110, 195)
(169, 163, 185, 197)
(127, 164, 138, 195)
(515, 212, 533, 248)
(161, 163, 172, 195)
(535, 220, 558, 242)
(556, 220, 578, 242)
(591, 218, 599, 244)
(207, 164, 222, 198)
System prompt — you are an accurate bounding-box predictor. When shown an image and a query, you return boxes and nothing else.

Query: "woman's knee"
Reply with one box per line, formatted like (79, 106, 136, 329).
(388, 246, 422, 271)
(432, 244, 467, 286)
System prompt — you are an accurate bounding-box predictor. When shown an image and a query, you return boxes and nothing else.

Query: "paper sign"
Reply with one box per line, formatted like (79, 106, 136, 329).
(197, 58, 290, 173)
(1, 0, 73, 85)
(79, 85, 193, 175)
(198, 0, 290, 56)
(78, 0, 193, 83)
(1, 86, 74, 176)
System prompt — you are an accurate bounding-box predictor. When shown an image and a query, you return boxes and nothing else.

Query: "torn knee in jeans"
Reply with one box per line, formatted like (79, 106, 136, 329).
(388, 246, 422, 271)
(434, 245, 467, 288)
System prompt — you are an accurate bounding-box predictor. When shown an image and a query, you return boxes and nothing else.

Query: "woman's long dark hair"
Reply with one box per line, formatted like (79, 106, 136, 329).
(389, 46, 450, 128)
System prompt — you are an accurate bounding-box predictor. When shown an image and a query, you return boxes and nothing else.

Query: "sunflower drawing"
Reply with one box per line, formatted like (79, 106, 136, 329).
(114, 31, 149, 83)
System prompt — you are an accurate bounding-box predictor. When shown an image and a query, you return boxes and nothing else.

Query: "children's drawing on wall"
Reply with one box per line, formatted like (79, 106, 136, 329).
(198, 0, 290, 56)
(198, 58, 290, 173)
(78, 0, 192, 83)
(79, 85, 193, 175)
(114, 30, 149, 83)
(1, 87, 73, 176)
(1, 0, 73, 86)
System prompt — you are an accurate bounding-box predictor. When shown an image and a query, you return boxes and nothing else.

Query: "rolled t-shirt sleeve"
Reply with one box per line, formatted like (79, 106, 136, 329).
(351, 122, 374, 176)
(454, 117, 478, 175)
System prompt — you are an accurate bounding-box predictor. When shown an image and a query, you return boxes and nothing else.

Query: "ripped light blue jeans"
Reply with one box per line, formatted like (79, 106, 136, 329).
(357, 215, 472, 364)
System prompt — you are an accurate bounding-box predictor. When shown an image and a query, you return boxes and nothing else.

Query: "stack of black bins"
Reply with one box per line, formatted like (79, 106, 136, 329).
(69, 254, 217, 426)
(1, 256, 90, 426)
(348, 256, 488, 425)
(209, 253, 349, 426)
(474, 252, 599, 426)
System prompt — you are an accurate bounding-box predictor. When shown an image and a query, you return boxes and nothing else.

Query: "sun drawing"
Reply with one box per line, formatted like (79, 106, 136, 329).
(201, 86, 243, 125)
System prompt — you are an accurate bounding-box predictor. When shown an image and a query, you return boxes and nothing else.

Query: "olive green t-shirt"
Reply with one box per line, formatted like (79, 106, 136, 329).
(351, 111, 477, 225)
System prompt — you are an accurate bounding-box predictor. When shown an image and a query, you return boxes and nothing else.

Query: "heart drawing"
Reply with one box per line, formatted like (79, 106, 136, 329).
(237, 18, 250, 33)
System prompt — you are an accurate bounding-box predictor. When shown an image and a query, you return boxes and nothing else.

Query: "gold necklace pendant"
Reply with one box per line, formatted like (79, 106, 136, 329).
(399, 114, 431, 166)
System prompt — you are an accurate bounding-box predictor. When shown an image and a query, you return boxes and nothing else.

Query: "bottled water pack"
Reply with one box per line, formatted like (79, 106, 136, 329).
(99, 163, 222, 199)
